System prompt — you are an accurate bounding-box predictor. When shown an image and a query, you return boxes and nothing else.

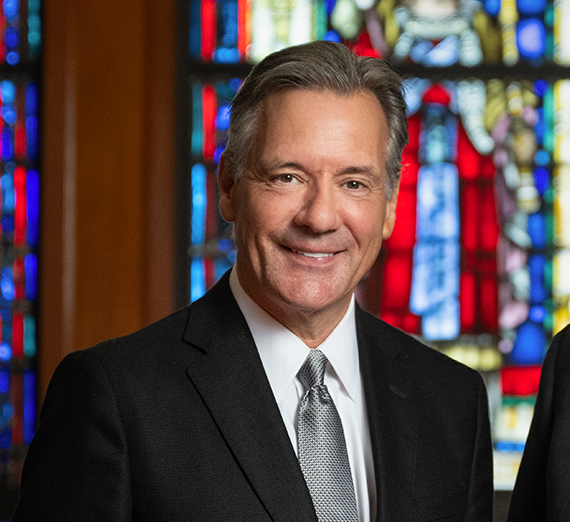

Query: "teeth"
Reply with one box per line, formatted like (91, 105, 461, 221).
(295, 251, 333, 258)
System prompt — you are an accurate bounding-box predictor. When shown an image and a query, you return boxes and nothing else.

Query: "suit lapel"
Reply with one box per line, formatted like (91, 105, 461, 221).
(183, 273, 317, 522)
(356, 306, 419, 522)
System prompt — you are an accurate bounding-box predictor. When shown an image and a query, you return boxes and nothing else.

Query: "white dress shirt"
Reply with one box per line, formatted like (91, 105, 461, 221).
(229, 268, 376, 522)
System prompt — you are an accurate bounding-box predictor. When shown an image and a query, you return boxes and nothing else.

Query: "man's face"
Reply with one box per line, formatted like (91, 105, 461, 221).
(219, 89, 398, 327)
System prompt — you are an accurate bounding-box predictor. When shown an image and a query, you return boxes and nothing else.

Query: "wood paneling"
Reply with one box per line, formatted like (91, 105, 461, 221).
(39, 0, 177, 402)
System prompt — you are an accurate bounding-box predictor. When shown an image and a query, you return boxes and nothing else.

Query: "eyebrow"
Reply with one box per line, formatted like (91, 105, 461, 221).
(264, 160, 381, 178)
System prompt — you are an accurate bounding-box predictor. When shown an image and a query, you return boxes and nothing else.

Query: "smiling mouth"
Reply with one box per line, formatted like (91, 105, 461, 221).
(290, 249, 335, 259)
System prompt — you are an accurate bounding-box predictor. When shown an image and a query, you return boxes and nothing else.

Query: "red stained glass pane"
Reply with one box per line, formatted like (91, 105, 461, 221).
(14, 166, 26, 247)
(407, 115, 421, 154)
(481, 156, 496, 179)
(457, 126, 480, 180)
(386, 187, 416, 249)
(422, 84, 451, 106)
(201, 0, 216, 61)
(501, 365, 542, 396)
(460, 271, 476, 330)
(237, 0, 249, 59)
(461, 185, 478, 252)
(381, 253, 413, 310)
(402, 313, 421, 334)
(480, 277, 498, 331)
(12, 312, 24, 359)
(202, 86, 217, 160)
(480, 184, 499, 252)
(14, 124, 26, 159)
(400, 152, 419, 187)
(13, 257, 24, 300)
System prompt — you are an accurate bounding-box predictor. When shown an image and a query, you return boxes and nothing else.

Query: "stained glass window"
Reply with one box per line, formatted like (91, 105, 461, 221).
(186, 0, 570, 490)
(0, 1, 40, 516)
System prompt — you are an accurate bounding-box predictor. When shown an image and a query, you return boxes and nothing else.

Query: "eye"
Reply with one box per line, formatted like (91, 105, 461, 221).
(345, 180, 363, 189)
(274, 174, 298, 184)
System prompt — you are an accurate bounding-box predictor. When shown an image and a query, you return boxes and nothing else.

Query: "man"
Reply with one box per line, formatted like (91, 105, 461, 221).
(13, 41, 493, 521)
(507, 323, 570, 521)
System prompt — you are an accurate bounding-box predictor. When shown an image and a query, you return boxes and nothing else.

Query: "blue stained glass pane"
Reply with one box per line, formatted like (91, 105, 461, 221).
(485, 0, 501, 16)
(528, 212, 546, 248)
(191, 164, 207, 245)
(517, 0, 546, 16)
(229, 78, 241, 92)
(26, 83, 39, 115)
(215, 257, 233, 281)
(5, 26, 19, 49)
(534, 79, 548, 98)
(517, 19, 546, 59)
(420, 36, 460, 67)
(1, 128, 13, 161)
(529, 305, 547, 322)
(535, 108, 546, 144)
(23, 316, 36, 357)
(189, 0, 202, 59)
(6, 51, 20, 65)
(215, 104, 231, 131)
(1, 267, 14, 301)
(190, 257, 206, 302)
(0, 369, 9, 393)
(511, 320, 546, 364)
(324, 0, 336, 15)
(0, 81, 15, 105)
(529, 254, 547, 304)
(1, 106, 16, 125)
(0, 343, 11, 362)
(213, 146, 224, 164)
(3, 0, 19, 20)
(24, 253, 38, 301)
(534, 166, 549, 195)
(26, 169, 39, 246)
(1, 216, 14, 232)
(324, 30, 341, 43)
(0, 427, 11, 448)
(26, 116, 39, 159)
(23, 369, 36, 444)
(535, 149, 550, 165)
(214, 0, 239, 63)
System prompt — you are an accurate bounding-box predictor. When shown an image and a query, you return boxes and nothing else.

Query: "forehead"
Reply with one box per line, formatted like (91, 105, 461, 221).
(250, 89, 388, 167)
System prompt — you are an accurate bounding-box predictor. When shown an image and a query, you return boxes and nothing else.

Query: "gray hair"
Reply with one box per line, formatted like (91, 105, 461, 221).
(223, 40, 409, 199)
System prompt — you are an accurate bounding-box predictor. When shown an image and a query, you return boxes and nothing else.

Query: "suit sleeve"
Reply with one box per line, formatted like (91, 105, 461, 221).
(11, 350, 132, 521)
(465, 374, 494, 522)
(507, 325, 570, 522)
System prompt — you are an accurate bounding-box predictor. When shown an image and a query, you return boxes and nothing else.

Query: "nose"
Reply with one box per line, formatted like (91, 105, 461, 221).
(294, 182, 341, 234)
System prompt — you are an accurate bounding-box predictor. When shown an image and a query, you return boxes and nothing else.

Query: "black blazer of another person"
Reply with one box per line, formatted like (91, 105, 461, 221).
(508, 323, 570, 521)
(12, 272, 493, 521)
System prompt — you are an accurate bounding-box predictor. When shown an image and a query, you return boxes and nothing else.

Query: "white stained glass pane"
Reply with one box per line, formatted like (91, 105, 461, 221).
(555, 0, 570, 65)
(422, 296, 460, 340)
(554, 81, 570, 164)
(416, 163, 459, 240)
(410, 240, 459, 314)
(554, 165, 570, 247)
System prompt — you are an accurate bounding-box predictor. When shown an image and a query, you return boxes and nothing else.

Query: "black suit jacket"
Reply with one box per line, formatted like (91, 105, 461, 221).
(508, 323, 570, 522)
(13, 273, 493, 521)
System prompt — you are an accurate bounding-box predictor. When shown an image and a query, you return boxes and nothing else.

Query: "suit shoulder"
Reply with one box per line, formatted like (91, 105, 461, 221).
(358, 307, 482, 383)
(79, 306, 191, 366)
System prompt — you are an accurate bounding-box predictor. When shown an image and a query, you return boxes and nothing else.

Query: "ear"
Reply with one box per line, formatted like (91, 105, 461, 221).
(382, 182, 400, 240)
(218, 154, 236, 223)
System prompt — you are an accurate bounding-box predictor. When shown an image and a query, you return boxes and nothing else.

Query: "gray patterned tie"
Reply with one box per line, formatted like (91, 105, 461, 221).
(297, 349, 359, 522)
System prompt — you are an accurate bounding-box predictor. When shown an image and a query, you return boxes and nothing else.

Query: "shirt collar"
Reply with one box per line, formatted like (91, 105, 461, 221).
(229, 267, 360, 403)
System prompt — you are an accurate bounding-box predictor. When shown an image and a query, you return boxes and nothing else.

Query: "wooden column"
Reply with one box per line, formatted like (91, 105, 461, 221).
(40, 0, 177, 402)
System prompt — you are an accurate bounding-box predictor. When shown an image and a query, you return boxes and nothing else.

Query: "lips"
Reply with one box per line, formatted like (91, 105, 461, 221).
(292, 250, 334, 258)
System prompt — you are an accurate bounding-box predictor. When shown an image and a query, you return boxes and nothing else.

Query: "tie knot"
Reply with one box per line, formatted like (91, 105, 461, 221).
(298, 349, 329, 389)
